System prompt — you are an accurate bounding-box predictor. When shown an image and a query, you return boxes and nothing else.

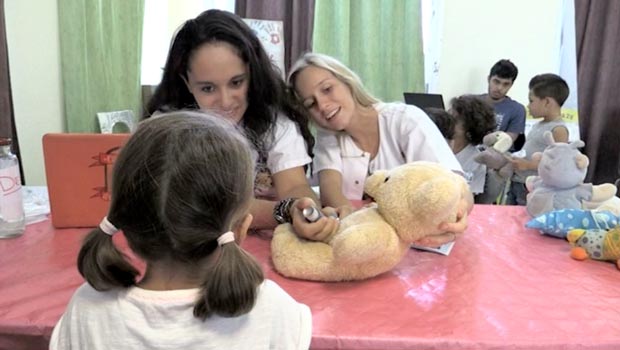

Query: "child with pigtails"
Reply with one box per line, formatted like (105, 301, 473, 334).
(50, 111, 311, 350)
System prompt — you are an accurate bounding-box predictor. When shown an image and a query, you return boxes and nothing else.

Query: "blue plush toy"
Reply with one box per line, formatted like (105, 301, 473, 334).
(526, 208, 619, 238)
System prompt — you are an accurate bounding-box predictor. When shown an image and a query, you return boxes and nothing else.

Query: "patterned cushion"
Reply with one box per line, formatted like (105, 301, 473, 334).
(525, 209, 619, 238)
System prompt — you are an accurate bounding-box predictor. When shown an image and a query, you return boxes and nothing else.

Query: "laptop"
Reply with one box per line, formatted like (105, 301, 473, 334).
(403, 92, 446, 110)
(42, 133, 131, 228)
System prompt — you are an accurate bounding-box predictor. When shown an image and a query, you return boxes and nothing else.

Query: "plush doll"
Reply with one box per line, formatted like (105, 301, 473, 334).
(474, 131, 514, 179)
(270, 161, 469, 282)
(526, 208, 619, 238)
(567, 226, 620, 269)
(525, 131, 617, 217)
(582, 196, 620, 217)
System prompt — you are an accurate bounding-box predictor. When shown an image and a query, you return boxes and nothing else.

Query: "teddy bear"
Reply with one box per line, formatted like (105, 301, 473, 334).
(567, 226, 620, 269)
(270, 161, 469, 282)
(525, 131, 617, 217)
(473, 131, 514, 180)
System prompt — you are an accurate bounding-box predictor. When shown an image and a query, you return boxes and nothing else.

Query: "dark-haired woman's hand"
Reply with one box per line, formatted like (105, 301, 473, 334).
(290, 198, 340, 241)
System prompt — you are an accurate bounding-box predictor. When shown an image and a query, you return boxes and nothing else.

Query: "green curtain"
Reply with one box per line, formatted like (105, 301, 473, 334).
(312, 0, 424, 102)
(58, 0, 144, 132)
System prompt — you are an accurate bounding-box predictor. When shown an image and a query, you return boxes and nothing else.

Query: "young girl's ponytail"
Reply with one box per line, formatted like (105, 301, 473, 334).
(77, 217, 139, 291)
(194, 232, 263, 319)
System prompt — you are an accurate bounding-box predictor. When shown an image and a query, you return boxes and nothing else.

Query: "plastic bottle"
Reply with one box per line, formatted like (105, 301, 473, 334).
(0, 138, 25, 238)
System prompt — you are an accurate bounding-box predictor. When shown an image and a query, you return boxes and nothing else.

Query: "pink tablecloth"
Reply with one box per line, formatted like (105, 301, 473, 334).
(1, 205, 620, 350)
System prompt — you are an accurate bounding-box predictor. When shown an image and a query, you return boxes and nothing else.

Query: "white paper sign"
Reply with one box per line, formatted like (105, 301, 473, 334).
(243, 18, 285, 77)
(97, 110, 136, 134)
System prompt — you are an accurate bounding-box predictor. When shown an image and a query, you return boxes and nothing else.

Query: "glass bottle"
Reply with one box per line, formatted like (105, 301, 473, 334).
(0, 138, 25, 238)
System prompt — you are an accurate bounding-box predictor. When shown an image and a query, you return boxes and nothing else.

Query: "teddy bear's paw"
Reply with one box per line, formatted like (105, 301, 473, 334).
(273, 223, 293, 236)
(498, 165, 513, 180)
(331, 224, 399, 265)
(271, 238, 338, 281)
(591, 183, 618, 202)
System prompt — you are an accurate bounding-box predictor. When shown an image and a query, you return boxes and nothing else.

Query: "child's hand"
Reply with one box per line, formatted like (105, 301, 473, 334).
(511, 157, 531, 171)
(290, 198, 339, 241)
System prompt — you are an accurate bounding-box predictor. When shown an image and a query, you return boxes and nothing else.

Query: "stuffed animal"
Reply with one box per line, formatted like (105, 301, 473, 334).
(526, 208, 619, 238)
(567, 226, 620, 269)
(270, 161, 469, 282)
(582, 196, 620, 217)
(474, 131, 514, 179)
(525, 131, 617, 217)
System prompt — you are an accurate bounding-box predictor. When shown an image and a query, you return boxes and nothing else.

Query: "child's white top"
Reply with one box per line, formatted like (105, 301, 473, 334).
(455, 144, 486, 194)
(313, 102, 462, 200)
(50, 280, 312, 350)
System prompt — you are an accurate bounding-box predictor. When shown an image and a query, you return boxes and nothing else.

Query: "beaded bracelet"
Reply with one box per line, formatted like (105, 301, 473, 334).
(273, 197, 297, 224)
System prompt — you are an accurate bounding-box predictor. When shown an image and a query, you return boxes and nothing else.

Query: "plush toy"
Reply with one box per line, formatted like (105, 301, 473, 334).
(270, 161, 469, 282)
(525, 131, 617, 217)
(474, 131, 514, 179)
(567, 226, 620, 269)
(526, 208, 619, 238)
(582, 196, 620, 217)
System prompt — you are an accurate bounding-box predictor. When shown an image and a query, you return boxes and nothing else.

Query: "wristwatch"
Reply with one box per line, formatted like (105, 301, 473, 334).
(273, 197, 297, 224)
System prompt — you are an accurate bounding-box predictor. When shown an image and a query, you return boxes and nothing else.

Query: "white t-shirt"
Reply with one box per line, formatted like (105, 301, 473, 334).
(50, 280, 312, 350)
(313, 102, 463, 200)
(455, 144, 486, 194)
(253, 114, 312, 198)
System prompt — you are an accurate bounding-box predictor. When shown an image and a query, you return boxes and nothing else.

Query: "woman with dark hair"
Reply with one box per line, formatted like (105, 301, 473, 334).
(145, 10, 337, 240)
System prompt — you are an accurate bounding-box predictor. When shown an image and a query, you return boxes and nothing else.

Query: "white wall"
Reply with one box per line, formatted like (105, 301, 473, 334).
(5, 0, 64, 185)
(438, 0, 563, 107)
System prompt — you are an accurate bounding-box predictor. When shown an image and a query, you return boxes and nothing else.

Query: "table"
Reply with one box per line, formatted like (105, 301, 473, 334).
(1, 205, 620, 350)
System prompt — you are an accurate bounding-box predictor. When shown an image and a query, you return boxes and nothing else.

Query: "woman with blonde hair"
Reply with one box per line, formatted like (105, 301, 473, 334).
(289, 53, 472, 246)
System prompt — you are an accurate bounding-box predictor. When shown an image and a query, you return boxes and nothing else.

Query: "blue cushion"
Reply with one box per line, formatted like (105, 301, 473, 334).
(525, 209, 619, 238)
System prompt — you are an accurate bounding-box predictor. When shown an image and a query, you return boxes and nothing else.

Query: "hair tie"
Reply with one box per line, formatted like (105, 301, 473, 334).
(217, 231, 235, 246)
(99, 216, 119, 236)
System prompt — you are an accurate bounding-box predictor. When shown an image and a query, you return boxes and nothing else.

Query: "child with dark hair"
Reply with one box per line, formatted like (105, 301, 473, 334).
(449, 95, 497, 196)
(507, 73, 570, 205)
(50, 112, 311, 350)
(425, 107, 455, 144)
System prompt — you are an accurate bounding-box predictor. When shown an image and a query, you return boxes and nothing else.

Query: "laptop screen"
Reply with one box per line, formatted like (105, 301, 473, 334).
(403, 93, 445, 110)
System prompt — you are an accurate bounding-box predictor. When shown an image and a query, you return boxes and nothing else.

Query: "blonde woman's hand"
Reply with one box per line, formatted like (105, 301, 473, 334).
(335, 204, 355, 219)
(414, 191, 472, 247)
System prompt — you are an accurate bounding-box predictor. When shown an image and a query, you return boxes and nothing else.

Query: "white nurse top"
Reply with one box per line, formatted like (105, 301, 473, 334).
(313, 102, 463, 200)
(252, 113, 312, 199)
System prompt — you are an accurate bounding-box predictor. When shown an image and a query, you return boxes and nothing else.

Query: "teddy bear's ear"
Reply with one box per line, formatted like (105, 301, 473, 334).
(570, 139, 585, 149)
(543, 131, 555, 146)
(482, 131, 499, 146)
(493, 132, 513, 153)
(364, 169, 388, 197)
(575, 153, 589, 169)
